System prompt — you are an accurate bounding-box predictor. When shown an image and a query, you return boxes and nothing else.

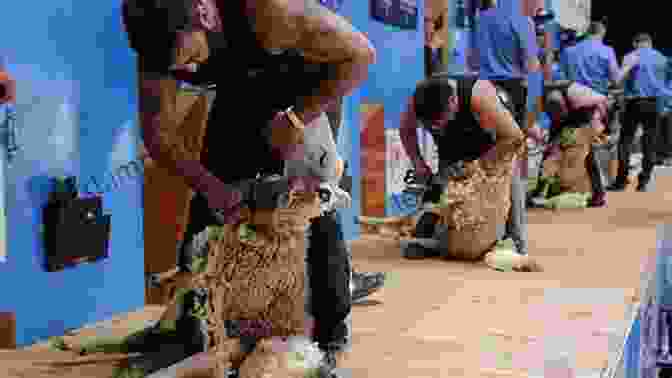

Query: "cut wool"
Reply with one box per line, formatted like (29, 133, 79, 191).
(237, 338, 323, 378)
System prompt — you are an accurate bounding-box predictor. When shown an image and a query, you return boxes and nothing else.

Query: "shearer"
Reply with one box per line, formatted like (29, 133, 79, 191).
(609, 33, 669, 192)
(121, 0, 377, 375)
(398, 73, 529, 259)
(529, 80, 611, 207)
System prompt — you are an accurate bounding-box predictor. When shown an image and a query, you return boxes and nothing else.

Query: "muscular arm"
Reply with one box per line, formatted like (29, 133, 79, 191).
(138, 69, 235, 208)
(248, 0, 376, 126)
(472, 81, 525, 160)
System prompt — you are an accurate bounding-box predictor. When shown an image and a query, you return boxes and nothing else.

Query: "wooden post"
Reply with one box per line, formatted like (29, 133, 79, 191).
(0, 312, 16, 349)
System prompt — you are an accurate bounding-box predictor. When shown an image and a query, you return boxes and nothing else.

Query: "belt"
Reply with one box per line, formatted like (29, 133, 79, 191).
(625, 96, 657, 102)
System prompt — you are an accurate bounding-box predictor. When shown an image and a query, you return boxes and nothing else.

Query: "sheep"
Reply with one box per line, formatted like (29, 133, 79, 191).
(359, 149, 543, 273)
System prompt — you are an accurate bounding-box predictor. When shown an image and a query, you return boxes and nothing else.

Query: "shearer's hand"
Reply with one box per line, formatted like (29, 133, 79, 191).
(206, 186, 244, 225)
(267, 111, 305, 160)
(413, 159, 433, 180)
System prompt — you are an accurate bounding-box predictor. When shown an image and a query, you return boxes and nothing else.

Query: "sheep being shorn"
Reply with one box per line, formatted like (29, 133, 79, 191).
(360, 149, 542, 272)
(182, 189, 322, 378)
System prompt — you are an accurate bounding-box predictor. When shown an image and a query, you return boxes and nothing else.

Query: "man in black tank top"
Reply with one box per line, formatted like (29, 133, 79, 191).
(399, 74, 529, 259)
(122, 0, 376, 375)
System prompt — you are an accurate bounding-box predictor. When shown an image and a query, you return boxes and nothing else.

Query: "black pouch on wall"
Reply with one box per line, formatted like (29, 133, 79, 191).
(43, 177, 111, 272)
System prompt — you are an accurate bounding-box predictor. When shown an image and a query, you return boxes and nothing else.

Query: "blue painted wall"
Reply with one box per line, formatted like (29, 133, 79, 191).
(0, 1, 144, 346)
(335, 1, 425, 239)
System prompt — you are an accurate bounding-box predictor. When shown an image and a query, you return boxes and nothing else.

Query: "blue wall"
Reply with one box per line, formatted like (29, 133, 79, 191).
(0, 1, 144, 346)
(335, 1, 425, 239)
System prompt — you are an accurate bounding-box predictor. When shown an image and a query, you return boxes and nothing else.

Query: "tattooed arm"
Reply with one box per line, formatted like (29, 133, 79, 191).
(138, 67, 241, 214)
(248, 0, 376, 126)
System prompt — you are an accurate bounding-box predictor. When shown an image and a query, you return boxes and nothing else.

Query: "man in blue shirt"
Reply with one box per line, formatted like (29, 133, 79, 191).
(609, 33, 670, 191)
(657, 59, 672, 165)
(560, 22, 620, 96)
(474, 0, 541, 126)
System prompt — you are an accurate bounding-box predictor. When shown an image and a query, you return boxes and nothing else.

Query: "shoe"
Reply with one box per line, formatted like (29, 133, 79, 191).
(125, 288, 209, 355)
(123, 323, 181, 354)
(317, 342, 344, 378)
(636, 181, 651, 192)
(125, 343, 195, 375)
(607, 180, 627, 192)
(588, 192, 607, 207)
(402, 242, 441, 260)
(526, 194, 546, 208)
(351, 271, 385, 302)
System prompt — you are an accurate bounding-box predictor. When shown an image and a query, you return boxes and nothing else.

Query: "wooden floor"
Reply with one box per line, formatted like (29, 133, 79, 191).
(2, 176, 672, 378)
(344, 175, 672, 377)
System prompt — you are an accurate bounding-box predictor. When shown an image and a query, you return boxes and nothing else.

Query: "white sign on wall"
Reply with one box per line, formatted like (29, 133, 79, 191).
(385, 128, 438, 196)
(552, 0, 591, 32)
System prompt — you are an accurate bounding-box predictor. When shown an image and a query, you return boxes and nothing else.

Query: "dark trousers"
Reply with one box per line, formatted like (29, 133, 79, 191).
(586, 149, 605, 195)
(617, 98, 660, 184)
(489, 79, 528, 127)
(657, 112, 672, 160)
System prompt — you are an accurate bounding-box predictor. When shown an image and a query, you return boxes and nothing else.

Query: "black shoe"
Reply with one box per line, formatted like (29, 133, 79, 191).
(125, 343, 194, 375)
(125, 288, 209, 355)
(526, 194, 546, 208)
(402, 242, 440, 259)
(317, 342, 344, 378)
(123, 323, 181, 354)
(607, 180, 627, 192)
(636, 181, 651, 192)
(351, 271, 385, 302)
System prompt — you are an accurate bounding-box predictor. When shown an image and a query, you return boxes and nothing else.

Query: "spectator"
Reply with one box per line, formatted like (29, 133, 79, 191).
(657, 58, 672, 165)
(560, 22, 619, 96)
(609, 33, 669, 191)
